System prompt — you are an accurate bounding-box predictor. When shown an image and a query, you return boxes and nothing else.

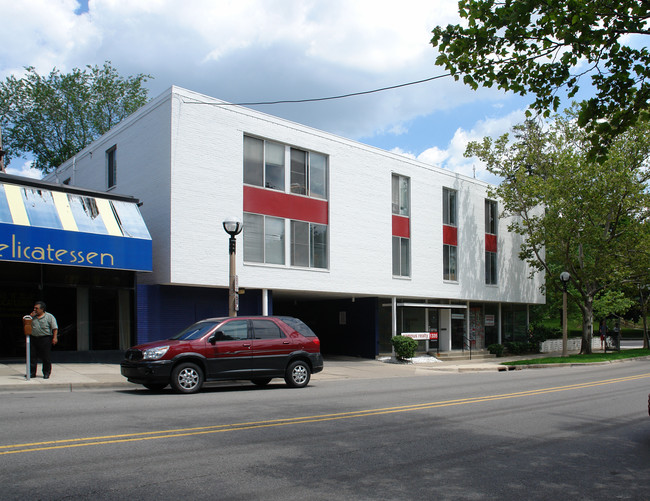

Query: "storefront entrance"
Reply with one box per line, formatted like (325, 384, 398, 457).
(0, 262, 135, 359)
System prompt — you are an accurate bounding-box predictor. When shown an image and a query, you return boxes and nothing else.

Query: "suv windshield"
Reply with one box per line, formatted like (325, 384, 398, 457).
(169, 321, 219, 341)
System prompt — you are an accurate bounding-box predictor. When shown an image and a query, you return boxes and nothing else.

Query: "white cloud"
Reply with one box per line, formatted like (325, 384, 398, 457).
(410, 109, 527, 184)
(0, 0, 476, 139)
(0, 0, 529, 182)
(5, 160, 43, 180)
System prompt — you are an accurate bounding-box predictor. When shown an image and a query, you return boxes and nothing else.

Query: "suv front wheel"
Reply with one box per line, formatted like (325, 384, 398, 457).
(171, 362, 204, 394)
(285, 360, 311, 388)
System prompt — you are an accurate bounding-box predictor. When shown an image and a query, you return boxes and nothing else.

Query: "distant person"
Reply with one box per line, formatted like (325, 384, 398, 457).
(28, 301, 58, 379)
(599, 319, 607, 350)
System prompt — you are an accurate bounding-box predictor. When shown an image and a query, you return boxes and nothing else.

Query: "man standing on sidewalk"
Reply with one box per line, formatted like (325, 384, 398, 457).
(29, 301, 58, 379)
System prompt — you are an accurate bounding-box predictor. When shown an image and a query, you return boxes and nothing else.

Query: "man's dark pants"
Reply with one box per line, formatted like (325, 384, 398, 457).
(30, 336, 52, 377)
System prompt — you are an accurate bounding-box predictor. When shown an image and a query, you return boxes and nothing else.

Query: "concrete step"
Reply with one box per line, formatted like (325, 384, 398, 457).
(431, 350, 496, 361)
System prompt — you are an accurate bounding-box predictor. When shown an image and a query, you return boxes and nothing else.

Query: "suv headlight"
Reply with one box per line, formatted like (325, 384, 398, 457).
(142, 346, 170, 360)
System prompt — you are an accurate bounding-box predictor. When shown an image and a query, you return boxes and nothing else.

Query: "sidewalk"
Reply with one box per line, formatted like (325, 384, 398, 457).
(0, 352, 559, 393)
(0, 350, 625, 393)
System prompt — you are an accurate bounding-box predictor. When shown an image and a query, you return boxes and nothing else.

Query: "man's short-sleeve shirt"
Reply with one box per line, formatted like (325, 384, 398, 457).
(30, 312, 58, 337)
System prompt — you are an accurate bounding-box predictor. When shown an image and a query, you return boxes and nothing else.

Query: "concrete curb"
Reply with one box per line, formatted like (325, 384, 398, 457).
(503, 355, 650, 370)
(0, 354, 646, 393)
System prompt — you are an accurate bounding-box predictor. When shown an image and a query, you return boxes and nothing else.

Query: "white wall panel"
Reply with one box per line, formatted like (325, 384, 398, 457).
(48, 86, 544, 305)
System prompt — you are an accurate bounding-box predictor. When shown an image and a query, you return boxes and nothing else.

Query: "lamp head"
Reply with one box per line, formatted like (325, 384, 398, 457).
(223, 217, 243, 236)
(560, 271, 570, 283)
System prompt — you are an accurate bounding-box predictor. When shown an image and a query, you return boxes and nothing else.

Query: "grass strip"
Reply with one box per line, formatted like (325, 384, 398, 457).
(503, 348, 650, 366)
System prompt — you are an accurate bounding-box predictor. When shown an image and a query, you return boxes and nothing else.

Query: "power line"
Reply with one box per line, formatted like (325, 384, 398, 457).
(185, 73, 451, 106)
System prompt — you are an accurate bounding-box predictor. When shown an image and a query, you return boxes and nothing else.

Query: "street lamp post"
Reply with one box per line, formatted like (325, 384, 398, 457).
(560, 271, 571, 357)
(223, 217, 243, 317)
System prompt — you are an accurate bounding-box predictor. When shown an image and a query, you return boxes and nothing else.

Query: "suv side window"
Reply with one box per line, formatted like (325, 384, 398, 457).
(215, 320, 249, 341)
(252, 319, 284, 340)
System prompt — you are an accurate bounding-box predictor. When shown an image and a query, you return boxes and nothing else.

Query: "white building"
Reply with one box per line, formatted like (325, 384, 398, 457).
(46, 86, 544, 358)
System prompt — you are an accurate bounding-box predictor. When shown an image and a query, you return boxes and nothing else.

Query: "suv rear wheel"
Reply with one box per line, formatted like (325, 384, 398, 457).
(171, 362, 204, 394)
(285, 360, 310, 388)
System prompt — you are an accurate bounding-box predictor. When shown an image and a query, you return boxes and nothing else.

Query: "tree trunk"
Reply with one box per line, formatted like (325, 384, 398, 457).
(580, 299, 594, 354)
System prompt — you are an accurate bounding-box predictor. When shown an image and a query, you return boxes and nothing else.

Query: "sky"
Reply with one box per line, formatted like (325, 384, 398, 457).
(1, 0, 550, 183)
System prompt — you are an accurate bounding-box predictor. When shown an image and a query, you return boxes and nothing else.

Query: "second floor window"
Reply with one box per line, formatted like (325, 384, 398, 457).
(392, 236, 410, 277)
(444, 244, 457, 281)
(107, 146, 117, 189)
(291, 221, 328, 269)
(243, 213, 285, 265)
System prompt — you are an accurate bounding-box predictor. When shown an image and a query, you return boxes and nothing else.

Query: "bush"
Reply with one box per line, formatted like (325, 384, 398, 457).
(529, 325, 561, 342)
(487, 344, 504, 357)
(391, 335, 418, 360)
(504, 341, 527, 355)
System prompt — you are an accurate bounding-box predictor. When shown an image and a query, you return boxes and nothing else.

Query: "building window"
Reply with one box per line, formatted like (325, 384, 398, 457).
(392, 174, 410, 216)
(486, 250, 497, 285)
(443, 188, 456, 226)
(443, 187, 458, 281)
(290, 148, 328, 199)
(243, 213, 285, 265)
(290, 148, 307, 195)
(392, 236, 410, 277)
(485, 199, 498, 285)
(244, 136, 328, 199)
(243, 136, 285, 191)
(291, 221, 328, 269)
(444, 244, 457, 281)
(106, 146, 117, 189)
(485, 199, 497, 235)
(309, 152, 328, 199)
(391, 174, 410, 277)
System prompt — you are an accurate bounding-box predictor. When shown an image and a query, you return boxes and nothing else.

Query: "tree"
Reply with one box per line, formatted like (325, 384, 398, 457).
(466, 110, 650, 354)
(0, 62, 151, 173)
(431, 0, 650, 156)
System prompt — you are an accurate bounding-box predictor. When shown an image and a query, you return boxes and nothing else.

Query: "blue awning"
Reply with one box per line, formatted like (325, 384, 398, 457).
(0, 180, 152, 272)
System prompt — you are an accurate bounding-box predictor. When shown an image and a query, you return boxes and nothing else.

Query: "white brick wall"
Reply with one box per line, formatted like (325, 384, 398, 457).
(49, 86, 545, 306)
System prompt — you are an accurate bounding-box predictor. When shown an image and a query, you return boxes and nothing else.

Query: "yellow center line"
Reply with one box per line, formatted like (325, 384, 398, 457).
(2, 373, 648, 456)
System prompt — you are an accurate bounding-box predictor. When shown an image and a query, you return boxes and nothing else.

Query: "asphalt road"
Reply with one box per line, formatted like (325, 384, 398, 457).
(2, 361, 649, 500)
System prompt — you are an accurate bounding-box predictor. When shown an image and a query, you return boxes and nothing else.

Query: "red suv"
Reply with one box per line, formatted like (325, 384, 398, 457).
(120, 316, 323, 393)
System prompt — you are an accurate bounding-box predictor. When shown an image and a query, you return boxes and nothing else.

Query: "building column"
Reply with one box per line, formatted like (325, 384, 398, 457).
(262, 289, 269, 316)
(391, 297, 397, 357)
(498, 303, 502, 344)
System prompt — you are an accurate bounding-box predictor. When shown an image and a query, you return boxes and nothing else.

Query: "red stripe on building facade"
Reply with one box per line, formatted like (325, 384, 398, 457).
(392, 215, 410, 238)
(485, 233, 497, 253)
(243, 185, 328, 224)
(442, 225, 457, 246)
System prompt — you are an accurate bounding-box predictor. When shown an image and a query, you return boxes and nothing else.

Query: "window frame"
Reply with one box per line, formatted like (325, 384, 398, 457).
(243, 213, 285, 265)
(485, 199, 498, 235)
(392, 235, 410, 277)
(443, 243, 458, 282)
(290, 220, 328, 269)
(391, 174, 410, 216)
(486, 250, 498, 285)
(106, 145, 117, 189)
(443, 187, 457, 226)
